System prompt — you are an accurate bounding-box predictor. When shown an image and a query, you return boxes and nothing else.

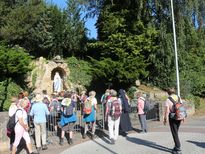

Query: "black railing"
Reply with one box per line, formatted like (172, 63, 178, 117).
(27, 101, 160, 142)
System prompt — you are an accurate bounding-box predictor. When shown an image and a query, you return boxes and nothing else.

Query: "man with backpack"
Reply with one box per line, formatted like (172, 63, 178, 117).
(105, 89, 122, 144)
(163, 88, 185, 154)
(137, 92, 148, 133)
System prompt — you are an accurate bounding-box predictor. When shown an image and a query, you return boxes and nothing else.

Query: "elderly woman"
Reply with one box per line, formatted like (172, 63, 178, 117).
(136, 92, 148, 133)
(59, 92, 77, 146)
(105, 89, 122, 144)
(12, 99, 37, 154)
(8, 97, 19, 151)
(82, 91, 98, 139)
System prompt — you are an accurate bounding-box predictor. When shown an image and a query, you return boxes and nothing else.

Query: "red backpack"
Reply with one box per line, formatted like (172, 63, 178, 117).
(83, 98, 93, 114)
(169, 96, 187, 120)
(110, 100, 121, 120)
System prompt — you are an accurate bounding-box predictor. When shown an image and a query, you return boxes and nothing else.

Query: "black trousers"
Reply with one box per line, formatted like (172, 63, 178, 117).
(169, 115, 181, 150)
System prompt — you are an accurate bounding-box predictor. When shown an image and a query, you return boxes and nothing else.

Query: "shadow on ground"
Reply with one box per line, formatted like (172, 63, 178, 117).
(187, 140, 205, 149)
(126, 136, 172, 153)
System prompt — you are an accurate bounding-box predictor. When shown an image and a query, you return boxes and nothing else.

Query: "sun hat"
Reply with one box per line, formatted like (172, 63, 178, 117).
(35, 93, 43, 102)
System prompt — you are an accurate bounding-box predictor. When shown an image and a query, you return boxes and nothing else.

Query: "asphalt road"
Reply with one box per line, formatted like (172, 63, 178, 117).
(41, 116, 205, 154)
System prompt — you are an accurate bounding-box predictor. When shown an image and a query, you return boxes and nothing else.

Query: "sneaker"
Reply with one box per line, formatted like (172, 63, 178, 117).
(110, 138, 115, 144)
(82, 134, 86, 139)
(172, 151, 182, 154)
(69, 138, 73, 145)
(42, 145, 48, 150)
(91, 134, 95, 140)
(122, 132, 128, 137)
(36, 147, 41, 153)
(30, 152, 39, 154)
(59, 138, 64, 146)
(172, 147, 182, 154)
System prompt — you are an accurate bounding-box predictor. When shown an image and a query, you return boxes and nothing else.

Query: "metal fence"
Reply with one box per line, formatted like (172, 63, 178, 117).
(27, 101, 160, 143)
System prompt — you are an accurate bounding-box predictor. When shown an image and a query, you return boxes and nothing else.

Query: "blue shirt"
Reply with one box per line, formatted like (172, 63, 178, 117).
(30, 102, 50, 123)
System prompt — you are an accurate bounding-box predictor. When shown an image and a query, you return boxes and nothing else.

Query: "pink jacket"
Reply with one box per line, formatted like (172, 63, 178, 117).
(137, 97, 145, 115)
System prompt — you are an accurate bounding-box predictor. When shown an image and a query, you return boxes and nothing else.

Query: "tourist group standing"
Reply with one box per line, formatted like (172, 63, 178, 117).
(7, 84, 185, 154)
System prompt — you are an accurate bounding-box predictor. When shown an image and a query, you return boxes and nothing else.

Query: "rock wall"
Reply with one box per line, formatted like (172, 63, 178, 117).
(27, 57, 70, 95)
(0, 112, 10, 153)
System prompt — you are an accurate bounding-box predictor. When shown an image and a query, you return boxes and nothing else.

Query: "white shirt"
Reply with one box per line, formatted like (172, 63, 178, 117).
(15, 108, 28, 128)
(8, 103, 18, 117)
(87, 97, 97, 106)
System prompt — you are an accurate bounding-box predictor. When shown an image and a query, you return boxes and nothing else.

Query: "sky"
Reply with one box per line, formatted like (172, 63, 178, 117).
(47, 0, 97, 39)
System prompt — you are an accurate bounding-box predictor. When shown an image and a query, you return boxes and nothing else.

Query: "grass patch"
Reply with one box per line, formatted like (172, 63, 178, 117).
(194, 98, 205, 116)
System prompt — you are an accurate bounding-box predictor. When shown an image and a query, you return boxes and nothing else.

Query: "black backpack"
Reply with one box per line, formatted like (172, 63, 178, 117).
(143, 99, 150, 114)
(6, 109, 22, 137)
(63, 99, 74, 117)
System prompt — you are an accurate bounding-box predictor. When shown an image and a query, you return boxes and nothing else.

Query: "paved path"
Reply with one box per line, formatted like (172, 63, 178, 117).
(38, 116, 205, 154)
(61, 132, 205, 154)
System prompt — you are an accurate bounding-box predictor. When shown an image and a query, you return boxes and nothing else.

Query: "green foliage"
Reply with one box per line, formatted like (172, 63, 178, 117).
(0, 0, 88, 58)
(63, 0, 87, 57)
(141, 0, 205, 98)
(127, 86, 138, 99)
(0, 79, 22, 111)
(0, 1, 47, 45)
(89, 3, 158, 89)
(48, 5, 67, 57)
(0, 44, 32, 80)
(66, 57, 92, 87)
(29, 10, 54, 54)
(186, 94, 201, 110)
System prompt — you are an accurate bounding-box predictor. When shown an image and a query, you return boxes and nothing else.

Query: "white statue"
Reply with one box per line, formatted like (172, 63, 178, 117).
(53, 72, 62, 93)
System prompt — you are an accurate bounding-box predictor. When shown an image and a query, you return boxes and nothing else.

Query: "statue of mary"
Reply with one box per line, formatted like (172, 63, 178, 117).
(53, 72, 62, 93)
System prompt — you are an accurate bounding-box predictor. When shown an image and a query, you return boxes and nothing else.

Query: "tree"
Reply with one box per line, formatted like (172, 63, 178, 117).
(0, 1, 48, 55)
(88, 1, 158, 89)
(63, 0, 88, 57)
(0, 43, 32, 111)
(49, 5, 67, 57)
(29, 9, 54, 57)
(149, 0, 205, 97)
(0, 44, 32, 80)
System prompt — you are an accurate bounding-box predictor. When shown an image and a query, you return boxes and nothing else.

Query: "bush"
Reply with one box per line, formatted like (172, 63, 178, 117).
(0, 79, 22, 111)
(127, 86, 138, 99)
(66, 56, 93, 88)
(0, 44, 32, 80)
(185, 94, 200, 110)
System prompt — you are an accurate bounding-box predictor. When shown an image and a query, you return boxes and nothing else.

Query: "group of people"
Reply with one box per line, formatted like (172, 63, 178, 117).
(102, 87, 183, 154)
(101, 89, 150, 144)
(7, 89, 99, 153)
(7, 86, 183, 154)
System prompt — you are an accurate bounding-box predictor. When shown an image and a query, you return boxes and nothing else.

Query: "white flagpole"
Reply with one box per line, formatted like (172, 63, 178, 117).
(171, 0, 180, 96)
